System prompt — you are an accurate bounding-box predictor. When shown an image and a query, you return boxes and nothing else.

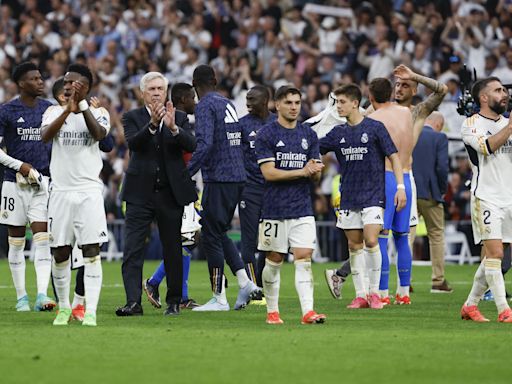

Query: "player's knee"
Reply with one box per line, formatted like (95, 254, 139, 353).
(293, 248, 313, 261)
(266, 252, 284, 264)
(347, 240, 363, 252)
(51, 247, 70, 263)
(32, 232, 49, 247)
(365, 238, 378, 248)
(81, 244, 100, 257)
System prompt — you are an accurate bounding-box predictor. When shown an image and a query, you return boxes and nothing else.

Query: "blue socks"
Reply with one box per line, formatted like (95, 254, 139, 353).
(182, 247, 191, 300)
(394, 232, 411, 287)
(148, 248, 192, 300)
(378, 235, 389, 291)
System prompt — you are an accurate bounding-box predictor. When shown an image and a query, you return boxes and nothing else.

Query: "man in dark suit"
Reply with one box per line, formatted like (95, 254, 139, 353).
(116, 72, 197, 317)
(412, 111, 452, 293)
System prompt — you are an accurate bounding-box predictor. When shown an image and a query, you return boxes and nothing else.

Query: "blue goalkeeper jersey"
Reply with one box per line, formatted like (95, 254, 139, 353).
(319, 117, 397, 210)
(240, 112, 276, 186)
(0, 97, 52, 182)
(188, 92, 246, 182)
(256, 120, 320, 220)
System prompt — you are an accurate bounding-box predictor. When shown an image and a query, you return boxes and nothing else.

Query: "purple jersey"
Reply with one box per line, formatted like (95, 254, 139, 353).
(188, 92, 246, 182)
(240, 112, 276, 185)
(319, 117, 397, 210)
(256, 120, 320, 220)
(0, 98, 52, 182)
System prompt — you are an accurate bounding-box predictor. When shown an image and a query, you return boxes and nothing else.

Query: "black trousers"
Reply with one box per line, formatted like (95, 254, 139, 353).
(201, 182, 245, 293)
(239, 183, 265, 285)
(122, 187, 184, 306)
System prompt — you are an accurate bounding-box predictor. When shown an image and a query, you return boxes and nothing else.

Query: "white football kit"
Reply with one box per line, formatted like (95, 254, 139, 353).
(462, 113, 512, 244)
(42, 105, 110, 247)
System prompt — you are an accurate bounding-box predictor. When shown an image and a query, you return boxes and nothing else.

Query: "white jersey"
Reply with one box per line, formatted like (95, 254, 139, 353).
(42, 105, 110, 192)
(461, 113, 512, 206)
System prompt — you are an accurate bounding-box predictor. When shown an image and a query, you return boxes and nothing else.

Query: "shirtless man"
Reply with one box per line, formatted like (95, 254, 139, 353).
(368, 77, 414, 305)
(325, 66, 448, 301)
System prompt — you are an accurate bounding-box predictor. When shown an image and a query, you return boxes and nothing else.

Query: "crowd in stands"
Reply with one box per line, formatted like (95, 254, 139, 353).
(1, 0, 510, 231)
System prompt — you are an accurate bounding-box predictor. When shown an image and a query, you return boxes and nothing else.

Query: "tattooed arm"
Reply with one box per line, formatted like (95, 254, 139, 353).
(393, 65, 448, 145)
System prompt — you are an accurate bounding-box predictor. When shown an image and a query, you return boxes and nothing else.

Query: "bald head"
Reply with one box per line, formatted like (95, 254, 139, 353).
(425, 111, 444, 132)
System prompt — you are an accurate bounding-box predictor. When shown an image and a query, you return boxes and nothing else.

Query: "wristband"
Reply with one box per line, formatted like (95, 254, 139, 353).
(397, 183, 405, 190)
(78, 100, 89, 112)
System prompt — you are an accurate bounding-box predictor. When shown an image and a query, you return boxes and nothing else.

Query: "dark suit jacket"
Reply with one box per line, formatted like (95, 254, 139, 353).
(412, 125, 449, 203)
(121, 106, 198, 206)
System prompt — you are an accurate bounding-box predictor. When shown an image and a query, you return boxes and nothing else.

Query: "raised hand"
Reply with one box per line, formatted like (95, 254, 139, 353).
(72, 81, 88, 103)
(90, 96, 101, 108)
(65, 86, 79, 113)
(163, 100, 177, 132)
(393, 64, 414, 81)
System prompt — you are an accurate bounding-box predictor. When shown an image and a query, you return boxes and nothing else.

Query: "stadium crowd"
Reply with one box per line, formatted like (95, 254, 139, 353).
(0, 0, 510, 235)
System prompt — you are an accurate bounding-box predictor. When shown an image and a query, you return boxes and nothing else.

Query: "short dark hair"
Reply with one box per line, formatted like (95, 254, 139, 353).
(171, 83, 193, 105)
(369, 78, 392, 103)
(66, 63, 94, 90)
(333, 84, 362, 106)
(249, 85, 270, 100)
(274, 85, 301, 101)
(471, 77, 502, 107)
(192, 64, 216, 87)
(12, 61, 39, 84)
(52, 77, 65, 100)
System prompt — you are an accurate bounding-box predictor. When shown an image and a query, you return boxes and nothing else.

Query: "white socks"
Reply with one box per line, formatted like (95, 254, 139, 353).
(365, 245, 382, 295)
(350, 248, 366, 298)
(262, 259, 282, 313)
(397, 285, 410, 297)
(52, 258, 71, 309)
(294, 259, 314, 316)
(84, 256, 102, 314)
(8, 237, 26, 300)
(484, 258, 509, 313)
(72, 293, 85, 308)
(213, 275, 228, 305)
(466, 259, 488, 307)
(33, 232, 52, 295)
(236, 268, 251, 289)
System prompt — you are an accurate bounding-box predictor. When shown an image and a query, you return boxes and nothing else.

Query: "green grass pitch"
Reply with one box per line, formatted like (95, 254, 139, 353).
(0, 260, 511, 384)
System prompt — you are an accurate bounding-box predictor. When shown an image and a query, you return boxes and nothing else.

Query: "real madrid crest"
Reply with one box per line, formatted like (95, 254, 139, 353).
(240, 200, 246, 209)
(361, 133, 368, 143)
(301, 138, 308, 150)
(2, 211, 8, 219)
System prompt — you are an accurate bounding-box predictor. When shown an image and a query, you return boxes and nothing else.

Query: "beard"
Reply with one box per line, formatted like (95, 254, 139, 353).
(489, 99, 508, 115)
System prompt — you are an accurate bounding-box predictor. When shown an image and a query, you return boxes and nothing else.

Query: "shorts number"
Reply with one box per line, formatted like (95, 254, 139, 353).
(264, 222, 278, 237)
(483, 210, 491, 225)
(3, 196, 14, 211)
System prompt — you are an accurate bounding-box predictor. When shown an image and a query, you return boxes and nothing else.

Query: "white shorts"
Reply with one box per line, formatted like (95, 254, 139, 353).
(181, 202, 201, 246)
(48, 190, 108, 247)
(471, 196, 512, 244)
(409, 170, 418, 226)
(0, 179, 49, 226)
(336, 206, 384, 230)
(257, 216, 317, 254)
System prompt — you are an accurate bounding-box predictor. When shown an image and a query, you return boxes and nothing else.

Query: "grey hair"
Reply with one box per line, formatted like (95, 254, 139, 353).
(140, 72, 169, 92)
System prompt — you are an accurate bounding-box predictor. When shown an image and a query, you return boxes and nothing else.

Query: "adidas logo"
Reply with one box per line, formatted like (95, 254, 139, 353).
(17, 117, 25, 123)
(340, 138, 345, 143)
(249, 130, 257, 137)
(276, 140, 285, 147)
(375, 215, 381, 220)
(99, 231, 107, 237)
(224, 104, 239, 124)
(411, 216, 417, 221)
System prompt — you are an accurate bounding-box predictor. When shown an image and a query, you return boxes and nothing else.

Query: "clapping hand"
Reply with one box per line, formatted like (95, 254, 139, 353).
(162, 101, 177, 133)
(303, 159, 324, 178)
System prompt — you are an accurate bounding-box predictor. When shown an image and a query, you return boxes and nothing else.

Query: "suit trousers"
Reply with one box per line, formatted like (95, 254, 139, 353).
(122, 187, 184, 305)
(417, 198, 445, 285)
